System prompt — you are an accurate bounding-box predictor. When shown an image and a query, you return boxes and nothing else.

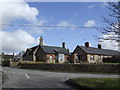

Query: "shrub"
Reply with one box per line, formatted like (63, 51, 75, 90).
(102, 56, 120, 63)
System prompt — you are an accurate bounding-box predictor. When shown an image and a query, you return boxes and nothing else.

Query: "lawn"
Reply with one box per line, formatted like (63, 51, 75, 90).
(69, 78, 120, 89)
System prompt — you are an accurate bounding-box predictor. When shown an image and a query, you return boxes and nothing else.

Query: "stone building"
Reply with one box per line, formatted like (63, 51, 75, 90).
(71, 42, 119, 63)
(23, 36, 70, 63)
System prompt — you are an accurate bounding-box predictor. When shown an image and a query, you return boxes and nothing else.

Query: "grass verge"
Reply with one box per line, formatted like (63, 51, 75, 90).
(67, 78, 120, 89)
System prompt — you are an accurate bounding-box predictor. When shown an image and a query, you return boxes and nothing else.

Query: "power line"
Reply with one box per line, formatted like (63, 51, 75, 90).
(0, 24, 101, 29)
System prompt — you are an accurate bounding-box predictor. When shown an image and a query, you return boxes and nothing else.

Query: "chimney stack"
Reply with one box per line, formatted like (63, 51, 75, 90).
(39, 36, 43, 46)
(98, 44, 101, 49)
(2, 52, 4, 55)
(62, 42, 65, 48)
(85, 42, 89, 47)
(13, 53, 14, 56)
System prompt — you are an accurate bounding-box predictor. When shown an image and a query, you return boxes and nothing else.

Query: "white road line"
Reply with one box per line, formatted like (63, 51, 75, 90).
(25, 73, 29, 79)
(3, 70, 24, 75)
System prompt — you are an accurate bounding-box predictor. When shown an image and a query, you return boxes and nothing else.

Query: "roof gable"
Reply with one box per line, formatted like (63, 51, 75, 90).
(23, 45, 39, 57)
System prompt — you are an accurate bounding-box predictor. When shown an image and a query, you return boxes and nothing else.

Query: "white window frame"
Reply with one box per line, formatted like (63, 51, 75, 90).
(49, 56, 53, 61)
(98, 55, 101, 61)
(90, 55, 94, 60)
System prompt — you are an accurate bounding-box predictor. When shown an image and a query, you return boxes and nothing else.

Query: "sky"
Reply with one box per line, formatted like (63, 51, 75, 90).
(0, 0, 118, 54)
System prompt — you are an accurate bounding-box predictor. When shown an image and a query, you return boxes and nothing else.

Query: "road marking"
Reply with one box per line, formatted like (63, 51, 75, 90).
(25, 73, 29, 79)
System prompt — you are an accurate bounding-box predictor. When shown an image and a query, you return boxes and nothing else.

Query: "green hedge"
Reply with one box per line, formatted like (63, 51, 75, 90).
(21, 63, 120, 74)
(103, 57, 120, 63)
(2, 61, 10, 67)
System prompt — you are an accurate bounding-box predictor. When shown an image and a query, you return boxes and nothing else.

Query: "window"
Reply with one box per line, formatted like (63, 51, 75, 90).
(49, 56, 53, 61)
(75, 55, 79, 60)
(98, 55, 101, 61)
(58, 54, 64, 61)
(66, 57, 69, 61)
(104, 56, 107, 58)
(90, 55, 94, 60)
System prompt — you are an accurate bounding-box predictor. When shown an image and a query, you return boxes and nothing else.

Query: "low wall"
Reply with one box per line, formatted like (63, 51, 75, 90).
(21, 63, 120, 74)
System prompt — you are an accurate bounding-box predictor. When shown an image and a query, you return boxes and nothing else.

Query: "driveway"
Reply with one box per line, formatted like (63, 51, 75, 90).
(1, 66, 119, 88)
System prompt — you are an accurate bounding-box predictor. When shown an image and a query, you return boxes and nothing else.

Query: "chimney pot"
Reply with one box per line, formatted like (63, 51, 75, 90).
(98, 44, 101, 49)
(62, 42, 65, 48)
(85, 42, 89, 47)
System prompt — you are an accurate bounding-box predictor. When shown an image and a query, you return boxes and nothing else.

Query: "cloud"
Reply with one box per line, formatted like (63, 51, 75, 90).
(0, 0, 48, 35)
(101, 2, 108, 8)
(0, 0, 39, 24)
(88, 5, 96, 9)
(84, 20, 96, 27)
(100, 32, 118, 51)
(0, 30, 35, 53)
(101, 40, 118, 51)
(57, 21, 70, 26)
(57, 20, 76, 29)
(0, 0, 44, 53)
(30, 19, 48, 35)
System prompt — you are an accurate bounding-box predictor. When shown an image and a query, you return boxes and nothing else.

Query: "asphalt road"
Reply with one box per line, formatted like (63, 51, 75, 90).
(1, 66, 119, 89)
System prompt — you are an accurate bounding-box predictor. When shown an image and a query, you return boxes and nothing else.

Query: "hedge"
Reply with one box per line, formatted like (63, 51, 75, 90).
(20, 63, 120, 74)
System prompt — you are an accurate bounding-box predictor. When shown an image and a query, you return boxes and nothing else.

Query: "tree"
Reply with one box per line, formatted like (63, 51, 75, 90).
(96, 2, 120, 46)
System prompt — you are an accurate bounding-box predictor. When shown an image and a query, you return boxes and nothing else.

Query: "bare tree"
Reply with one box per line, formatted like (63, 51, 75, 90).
(96, 2, 120, 45)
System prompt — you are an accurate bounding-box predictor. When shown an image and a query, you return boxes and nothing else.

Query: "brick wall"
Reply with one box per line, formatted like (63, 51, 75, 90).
(46, 54, 55, 63)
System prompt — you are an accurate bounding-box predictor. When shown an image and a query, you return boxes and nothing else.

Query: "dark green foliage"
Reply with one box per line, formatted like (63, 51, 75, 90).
(2, 60, 10, 67)
(21, 63, 120, 74)
(103, 56, 120, 63)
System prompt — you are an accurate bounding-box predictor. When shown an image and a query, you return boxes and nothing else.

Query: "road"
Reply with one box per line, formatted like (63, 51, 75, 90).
(1, 66, 119, 89)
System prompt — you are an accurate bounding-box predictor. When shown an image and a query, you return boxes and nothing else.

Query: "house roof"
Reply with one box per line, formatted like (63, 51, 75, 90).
(22, 45, 38, 56)
(41, 45, 70, 55)
(78, 45, 119, 56)
(23, 45, 70, 57)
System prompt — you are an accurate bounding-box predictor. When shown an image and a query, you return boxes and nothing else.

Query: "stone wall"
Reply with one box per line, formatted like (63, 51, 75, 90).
(36, 47, 46, 62)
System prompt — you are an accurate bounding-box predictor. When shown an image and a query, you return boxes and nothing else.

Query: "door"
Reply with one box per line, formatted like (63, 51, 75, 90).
(58, 54, 64, 62)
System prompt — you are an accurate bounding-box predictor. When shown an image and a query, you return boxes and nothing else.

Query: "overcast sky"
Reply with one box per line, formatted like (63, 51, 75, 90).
(0, 0, 118, 54)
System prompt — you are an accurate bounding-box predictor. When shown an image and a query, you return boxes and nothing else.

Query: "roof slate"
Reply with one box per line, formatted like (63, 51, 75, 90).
(41, 45, 70, 55)
(24, 45, 70, 56)
(78, 46, 119, 56)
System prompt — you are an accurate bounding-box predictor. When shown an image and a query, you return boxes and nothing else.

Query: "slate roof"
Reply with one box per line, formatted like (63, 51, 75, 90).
(41, 45, 70, 55)
(23, 45, 70, 57)
(23, 45, 38, 56)
(78, 46, 119, 56)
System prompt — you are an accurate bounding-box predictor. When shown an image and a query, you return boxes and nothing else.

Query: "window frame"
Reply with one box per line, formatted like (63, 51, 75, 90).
(49, 56, 53, 61)
(90, 55, 94, 60)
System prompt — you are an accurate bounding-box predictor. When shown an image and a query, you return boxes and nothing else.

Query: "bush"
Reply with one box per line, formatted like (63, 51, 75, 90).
(2, 60, 10, 67)
(21, 63, 120, 73)
(103, 56, 120, 63)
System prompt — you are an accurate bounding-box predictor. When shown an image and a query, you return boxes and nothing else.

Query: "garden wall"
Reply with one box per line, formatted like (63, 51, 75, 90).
(21, 63, 120, 74)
